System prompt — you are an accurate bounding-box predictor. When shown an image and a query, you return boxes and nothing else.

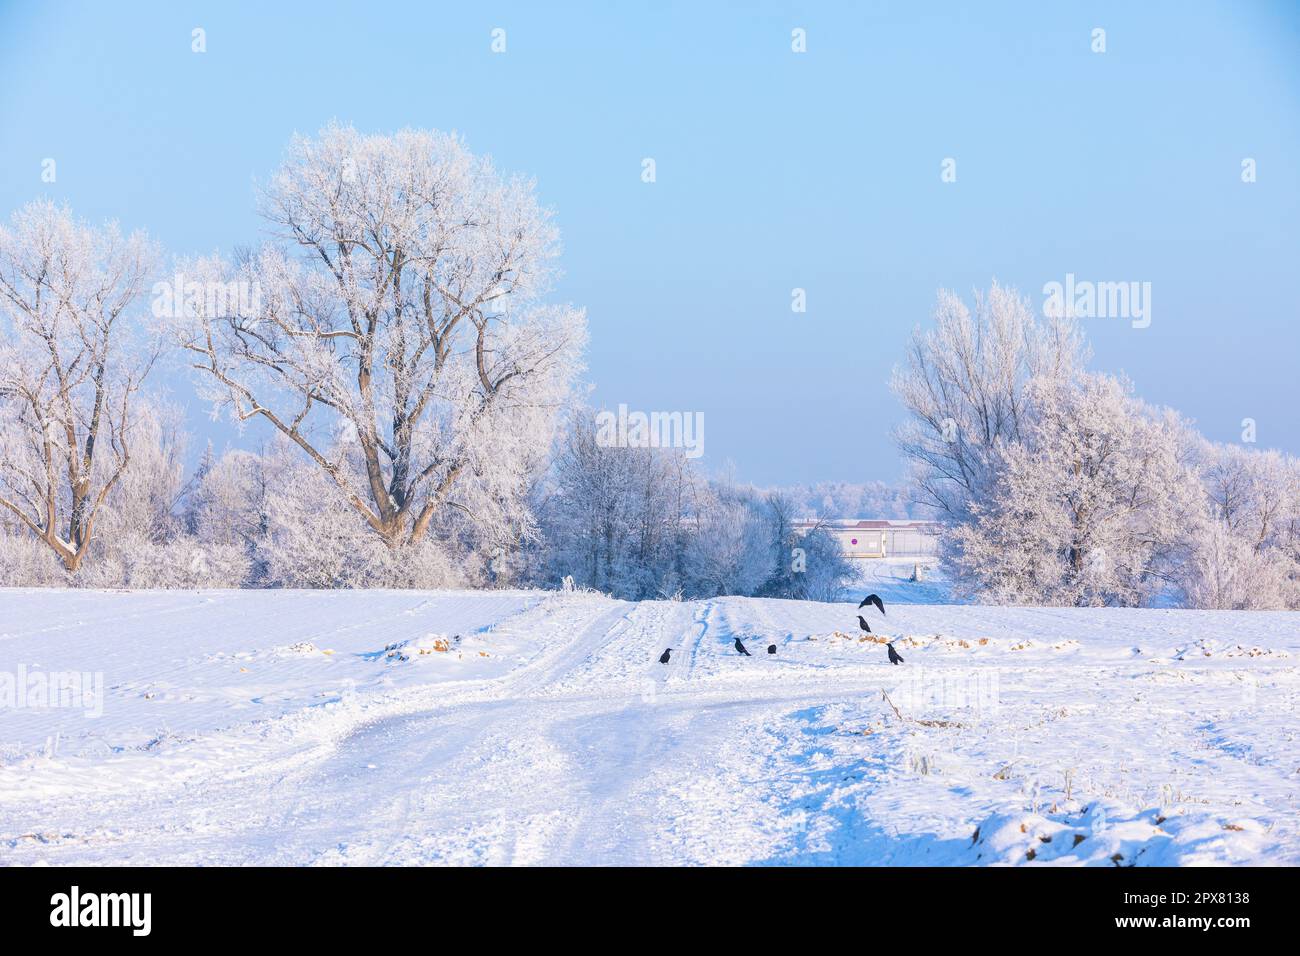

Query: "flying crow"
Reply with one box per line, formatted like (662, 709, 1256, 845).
(658, 648, 672, 664)
(734, 637, 752, 656)
(887, 642, 904, 665)
(858, 593, 885, 615)
(857, 615, 873, 634)
(767, 644, 777, 654)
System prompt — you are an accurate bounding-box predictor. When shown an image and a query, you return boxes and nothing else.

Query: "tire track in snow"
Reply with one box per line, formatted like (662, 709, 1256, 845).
(10, 593, 1297, 865)
(234, 599, 633, 864)
(0, 595, 626, 863)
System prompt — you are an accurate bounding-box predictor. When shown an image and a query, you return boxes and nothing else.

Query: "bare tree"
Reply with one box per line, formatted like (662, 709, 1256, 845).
(0, 200, 158, 572)
(174, 124, 586, 555)
(891, 282, 1086, 519)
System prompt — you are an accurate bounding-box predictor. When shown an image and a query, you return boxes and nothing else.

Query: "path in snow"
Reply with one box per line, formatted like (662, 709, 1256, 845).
(1, 590, 1297, 865)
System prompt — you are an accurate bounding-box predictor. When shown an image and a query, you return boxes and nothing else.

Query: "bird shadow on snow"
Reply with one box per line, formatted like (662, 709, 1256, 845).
(752, 705, 975, 867)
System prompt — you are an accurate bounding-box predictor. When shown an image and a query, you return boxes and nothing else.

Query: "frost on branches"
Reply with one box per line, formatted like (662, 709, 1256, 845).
(173, 124, 586, 568)
(524, 414, 856, 601)
(1181, 442, 1300, 610)
(946, 374, 1204, 606)
(0, 200, 160, 572)
(895, 283, 1299, 609)
(891, 281, 1087, 522)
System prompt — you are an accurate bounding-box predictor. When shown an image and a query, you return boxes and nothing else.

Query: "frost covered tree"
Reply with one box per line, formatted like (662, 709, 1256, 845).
(1200, 443, 1297, 554)
(173, 124, 586, 565)
(683, 486, 773, 598)
(1178, 443, 1299, 609)
(947, 373, 1205, 606)
(772, 480, 926, 520)
(94, 401, 188, 547)
(0, 397, 250, 589)
(756, 491, 801, 596)
(0, 200, 159, 572)
(248, 435, 466, 589)
(531, 414, 696, 598)
(892, 282, 1087, 520)
(530, 422, 858, 602)
(760, 496, 856, 602)
(792, 524, 857, 601)
(1178, 519, 1293, 611)
(186, 446, 268, 550)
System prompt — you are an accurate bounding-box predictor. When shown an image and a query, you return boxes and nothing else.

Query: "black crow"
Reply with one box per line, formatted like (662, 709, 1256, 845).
(857, 615, 873, 634)
(887, 642, 904, 665)
(767, 644, 777, 654)
(658, 648, 672, 664)
(858, 593, 885, 615)
(734, 637, 752, 656)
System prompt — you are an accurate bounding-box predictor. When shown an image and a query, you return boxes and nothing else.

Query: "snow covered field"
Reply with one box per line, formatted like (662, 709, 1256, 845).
(1, 587, 1297, 866)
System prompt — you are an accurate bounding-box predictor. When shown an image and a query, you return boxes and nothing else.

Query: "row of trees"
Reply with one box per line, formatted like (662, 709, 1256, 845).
(0, 123, 853, 600)
(893, 283, 1300, 609)
(768, 480, 931, 522)
(526, 416, 855, 601)
(0, 402, 857, 600)
(1, 123, 1293, 608)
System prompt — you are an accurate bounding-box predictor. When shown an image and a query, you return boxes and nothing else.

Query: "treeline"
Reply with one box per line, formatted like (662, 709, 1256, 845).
(0, 125, 853, 601)
(2, 123, 1295, 608)
(894, 283, 1300, 610)
(526, 417, 856, 600)
(0, 406, 857, 600)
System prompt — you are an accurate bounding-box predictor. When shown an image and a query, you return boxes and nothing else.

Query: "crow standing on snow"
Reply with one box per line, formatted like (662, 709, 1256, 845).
(858, 593, 885, 615)
(857, 615, 873, 634)
(734, 637, 752, 656)
(767, 644, 777, 654)
(887, 642, 905, 665)
(658, 648, 673, 664)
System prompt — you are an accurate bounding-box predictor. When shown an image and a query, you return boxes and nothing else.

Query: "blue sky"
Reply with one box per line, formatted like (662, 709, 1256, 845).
(1, 0, 1297, 485)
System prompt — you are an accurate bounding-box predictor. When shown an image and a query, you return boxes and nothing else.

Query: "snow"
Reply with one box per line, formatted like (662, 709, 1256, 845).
(1, 588, 1297, 865)
(843, 556, 952, 605)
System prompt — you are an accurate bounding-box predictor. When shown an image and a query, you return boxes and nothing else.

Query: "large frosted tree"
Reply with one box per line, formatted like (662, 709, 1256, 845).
(0, 200, 159, 572)
(892, 282, 1087, 520)
(175, 124, 586, 556)
(947, 373, 1205, 606)
(1179, 442, 1300, 609)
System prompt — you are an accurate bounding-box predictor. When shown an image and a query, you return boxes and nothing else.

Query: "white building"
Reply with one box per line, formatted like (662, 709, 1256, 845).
(792, 518, 941, 560)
